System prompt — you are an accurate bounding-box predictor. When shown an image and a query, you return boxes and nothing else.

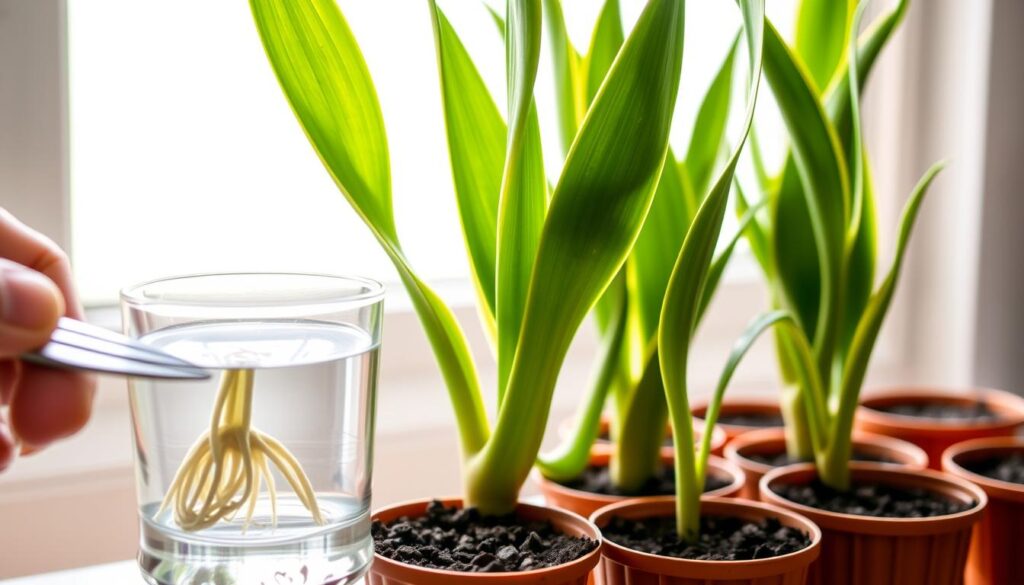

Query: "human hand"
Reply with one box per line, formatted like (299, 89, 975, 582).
(0, 208, 96, 472)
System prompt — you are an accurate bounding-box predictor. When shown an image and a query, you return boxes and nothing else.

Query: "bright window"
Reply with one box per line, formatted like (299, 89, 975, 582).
(69, 0, 796, 306)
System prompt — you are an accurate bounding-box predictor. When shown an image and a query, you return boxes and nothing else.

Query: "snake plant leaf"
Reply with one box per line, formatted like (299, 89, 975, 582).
(584, 0, 625, 104)
(684, 36, 739, 201)
(486, 3, 506, 37)
(696, 198, 766, 323)
(251, 0, 490, 456)
(429, 3, 504, 332)
(535, 289, 628, 481)
(496, 0, 545, 392)
(832, 162, 943, 480)
(251, 0, 393, 240)
(825, 0, 908, 149)
(772, 157, 821, 339)
(763, 21, 849, 379)
(697, 310, 789, 477)
(734, 180, 771, 271)
(543, 0, 584, 158)
(659, 0, 763, 540)
(794, 0, 853, 92)
(630, 149, 688, 342)
(466, 0, 686, 514)
(837, 3, 873, 374)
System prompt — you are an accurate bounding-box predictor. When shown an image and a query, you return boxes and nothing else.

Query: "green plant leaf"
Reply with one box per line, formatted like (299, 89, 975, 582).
(485, 3, 506, 37)
(496, 0, 546, 393)
(542, 0, 585, 158)
(684, 36, 739, 200)
(829, 162, 943, 488)
(734, 179, 771, 271)
(429, 3, 504, 333)
(772, 157, 821, 339)
(794, 0, 853, 92)
(825, 0, 908, 148)
(467, 0, 686, 514)
(763, 21, 849, 381)
(583, 0, 624, 104)
(697, 310, 788, 478)
(629, 149, 688, 342)
(659, 0, 764, 540)
(697, 197, 766, 322)
(536, 290, 628, 481)
(251, 0, 490, 457)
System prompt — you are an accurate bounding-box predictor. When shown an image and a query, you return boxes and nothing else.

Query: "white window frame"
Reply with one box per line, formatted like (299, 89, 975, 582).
(0, 0, 1001, 576)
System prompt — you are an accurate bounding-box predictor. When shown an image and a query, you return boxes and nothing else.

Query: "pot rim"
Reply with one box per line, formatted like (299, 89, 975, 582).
(690, 396, 783, 429)
(370, 497, 602, 580)
(942, 437, 1024, 503)
(532, 452, 744, 505)
(857, 386, 1024, 431)
(759, 462, 987, 536)
(725, 428, 929, 475)
(589, 496, 821, 579)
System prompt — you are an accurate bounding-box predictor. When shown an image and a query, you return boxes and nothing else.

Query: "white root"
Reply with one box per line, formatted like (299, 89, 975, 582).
(159, 369, 324, 531)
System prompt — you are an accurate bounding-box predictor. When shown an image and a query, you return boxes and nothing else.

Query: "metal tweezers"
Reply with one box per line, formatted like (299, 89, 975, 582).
(21, 317, 210, 380)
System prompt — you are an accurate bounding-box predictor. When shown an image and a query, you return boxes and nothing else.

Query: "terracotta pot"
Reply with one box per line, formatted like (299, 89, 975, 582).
(855, 386, 1024, 469)
(691, 394, 784, 443)
(725, 428, 928, 499)
(942, 437, 1024, 585)
(557, 415, 728, 458)
(760, 463, 987, 585)
(368, 498, 602, 585)
(534, 451, 743, 517)
(589, 496, 821, 585)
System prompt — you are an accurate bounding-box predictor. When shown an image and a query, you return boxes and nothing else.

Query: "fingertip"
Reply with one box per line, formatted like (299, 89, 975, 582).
(0, 266, 63, 354)
(10, 364, 95, 448)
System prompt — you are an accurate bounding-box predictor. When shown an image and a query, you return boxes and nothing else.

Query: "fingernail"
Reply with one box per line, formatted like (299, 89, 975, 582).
(0, 268, 62, 331)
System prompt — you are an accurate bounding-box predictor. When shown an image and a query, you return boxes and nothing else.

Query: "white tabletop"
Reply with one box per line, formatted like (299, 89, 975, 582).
(0, 562, 366, 585)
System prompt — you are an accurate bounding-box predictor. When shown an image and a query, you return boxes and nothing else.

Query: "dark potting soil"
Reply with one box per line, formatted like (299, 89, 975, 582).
(747, 449, 894, 467)
(602, 514, 811, 560)
(559, 464, 731, 497)
(965, 452, 1024, 485)
(772, 480, 975, 517)
(372, 500, 598, 573)
(872, 400, 1000, 422)
(716, 411, 785, 428)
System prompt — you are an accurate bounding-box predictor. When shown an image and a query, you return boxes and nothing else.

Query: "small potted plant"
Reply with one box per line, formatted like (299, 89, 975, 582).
(942, 437, 1024, 585)
(591, 3, 822, 583)
(745, 4, 987, 584)
(532, 0, 751, 518)
(251, 0, 687, 581)
(724, 0, 933, 481)
(856, 386, 1024, 467)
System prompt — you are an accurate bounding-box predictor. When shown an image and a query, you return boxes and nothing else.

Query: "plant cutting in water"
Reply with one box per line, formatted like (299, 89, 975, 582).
(249, 0, 685, 515)
(535, 0, 765, 496)
(160, 369, 324, 531)
(735, 0, 944, 490)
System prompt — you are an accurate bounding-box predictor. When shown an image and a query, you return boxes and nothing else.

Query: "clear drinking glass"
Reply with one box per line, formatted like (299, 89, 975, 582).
(121, 273, 383, 585)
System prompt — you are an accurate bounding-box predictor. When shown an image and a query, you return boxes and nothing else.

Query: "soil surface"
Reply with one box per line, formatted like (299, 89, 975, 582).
(872, 400, 999, 421)
(602, 514, 811, 560)
(372, 500, 597, 573)
(559, 464, 731, 497)
(747, 449, 893, 467)
(772, 480, 975, 517)
(715, 411, 785, 428)
(965, 452, 1024, 485)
